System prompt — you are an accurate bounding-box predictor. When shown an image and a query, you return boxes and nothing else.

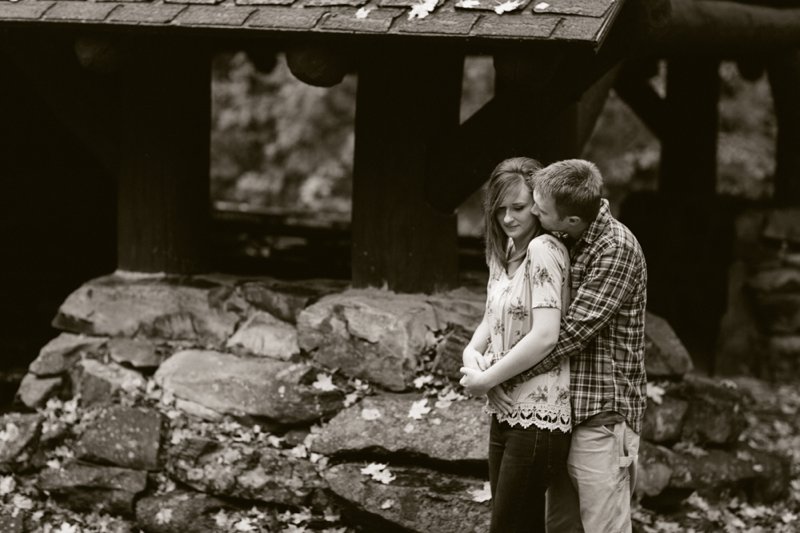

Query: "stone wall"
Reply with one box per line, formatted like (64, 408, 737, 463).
(717, 207, 800, 379)
(1, 272, 791, 531)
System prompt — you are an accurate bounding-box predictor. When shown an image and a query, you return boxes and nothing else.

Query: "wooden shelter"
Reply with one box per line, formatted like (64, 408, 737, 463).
(0, 0, 703, 294)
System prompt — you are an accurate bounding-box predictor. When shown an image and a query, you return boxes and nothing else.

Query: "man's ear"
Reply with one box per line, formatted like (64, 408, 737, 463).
(566, 215, 583, 227)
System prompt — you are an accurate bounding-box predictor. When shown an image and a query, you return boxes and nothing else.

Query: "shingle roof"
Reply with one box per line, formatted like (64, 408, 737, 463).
(0, 0, 623, 48)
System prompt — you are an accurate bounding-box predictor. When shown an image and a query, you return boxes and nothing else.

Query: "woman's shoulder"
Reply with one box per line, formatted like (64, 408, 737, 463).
(528, 233, 568, 256)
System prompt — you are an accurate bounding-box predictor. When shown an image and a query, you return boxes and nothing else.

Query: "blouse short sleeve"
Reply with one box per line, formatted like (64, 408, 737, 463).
(527, 234, 568, 310)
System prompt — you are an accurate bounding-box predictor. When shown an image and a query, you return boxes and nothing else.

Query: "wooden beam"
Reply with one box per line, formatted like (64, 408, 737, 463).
(653, 0, 800, 54)
(117, 40, 211, 274)
(614, 59, 668, 139)
(351, 48, 462, 293)
(767, 49, 800, 205)
(0, 34, 119, 173)
(659, 57, 720, 197)
(425, 0, 671, 214)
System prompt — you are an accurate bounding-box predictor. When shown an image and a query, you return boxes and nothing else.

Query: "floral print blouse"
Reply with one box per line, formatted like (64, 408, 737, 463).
(484, 233, 571, 432)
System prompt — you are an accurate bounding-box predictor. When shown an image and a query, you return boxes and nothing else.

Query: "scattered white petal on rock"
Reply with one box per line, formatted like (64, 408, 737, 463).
(408, 0, 438, 20)
(361, 407, 382, 421)
(381, 499, 395, 509)
(312, 374, 338, 392)
(155, 508, 173, 525)
(533, 1, 549, 11)
(413, 375, 434, 389)
(456, 0, 480, 6)
(470, 481, 492, 502)
(646, 383, 665, 405)
(494, 0, 522, 14)
(356, 7, 371, 18)
(408, 398, 431, 420)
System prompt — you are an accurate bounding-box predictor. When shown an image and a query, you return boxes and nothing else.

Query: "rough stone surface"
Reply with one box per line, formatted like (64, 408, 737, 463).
(297, 290, 439, 391)
(75, 359, 147, 406)
(641, 396, 689, 444)
(748, 268, 800, 294)
(135, 491, 234, 533)
(644, 312, 694, 377)
(668, 446, 789, 502)
(0, 508, 25, 533)
(0, 413, 42, 473)
(426, 289, 485, 380)
(225, 311, 299, 359)
(154, 350, 344, 423)
(762, 208, 800, 244)
(752, 293, 800, 334)
(37, 462, 148, 516)
(169, 437, 322, 506)
(312, 393, 488, 462)
(240, 278, 346, 324)
(29, 333, 107, 376)
(16, 373, 62, 408)
(324, 462, 490, 533)
(676, 375, 747, 445)
(53, 276, 241, 347)
(75, 406, 164, 471)
(108, 337, 165, 368)
(636, 441, 673, 498)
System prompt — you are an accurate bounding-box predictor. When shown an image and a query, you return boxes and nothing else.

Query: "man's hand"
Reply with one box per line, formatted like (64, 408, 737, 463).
(487, 386, 514, 416)
(462, 346, 489, 371)
(459, 367, 492, 396)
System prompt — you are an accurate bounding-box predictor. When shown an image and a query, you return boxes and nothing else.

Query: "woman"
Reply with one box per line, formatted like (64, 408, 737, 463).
(459, 157, 571, 533)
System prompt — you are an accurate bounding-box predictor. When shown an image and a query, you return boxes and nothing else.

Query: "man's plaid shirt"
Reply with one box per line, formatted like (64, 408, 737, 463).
(512, 199, 648, 433)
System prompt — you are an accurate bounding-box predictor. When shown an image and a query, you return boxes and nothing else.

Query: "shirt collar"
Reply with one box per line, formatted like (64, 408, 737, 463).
(577, 198, 611, 246)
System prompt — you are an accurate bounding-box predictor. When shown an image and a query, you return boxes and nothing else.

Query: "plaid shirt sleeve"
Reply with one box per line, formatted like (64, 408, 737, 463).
(511, 241, 642, 382)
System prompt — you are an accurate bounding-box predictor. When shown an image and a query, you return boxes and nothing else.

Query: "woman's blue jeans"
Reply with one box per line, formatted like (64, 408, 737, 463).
(488, 416, 571, 533)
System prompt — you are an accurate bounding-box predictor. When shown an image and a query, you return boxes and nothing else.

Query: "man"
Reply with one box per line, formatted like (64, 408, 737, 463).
(524, 159, 648, 533)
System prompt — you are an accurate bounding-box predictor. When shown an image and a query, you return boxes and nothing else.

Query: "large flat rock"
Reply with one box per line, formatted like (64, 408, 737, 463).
(645, 312, 694, 378)
(168, 437, 322, 507)
(297, 290, 439, 391)
(154, 350, 344, 423)
(37, 461, 148, 516)
(75, 405, 165, 471)
(312, 393, 488, 463)
(324, 463, 490, 533)
(53, 275, 242, 346)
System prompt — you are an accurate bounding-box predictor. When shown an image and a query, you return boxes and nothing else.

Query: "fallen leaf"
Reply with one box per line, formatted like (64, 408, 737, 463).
(312, 374, 338, 392)
(493, 0, 521, 14)
(155, 508, 173, 525)
(361, 408, 382, 421)
(408, 399, 431, 420)
(355, 7, 371, 18)
(646, 383, 665, 405)
(469, 481, 492, 502)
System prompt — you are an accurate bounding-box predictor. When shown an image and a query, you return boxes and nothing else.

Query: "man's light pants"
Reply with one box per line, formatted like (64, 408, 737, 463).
(546, 422, 639, 533)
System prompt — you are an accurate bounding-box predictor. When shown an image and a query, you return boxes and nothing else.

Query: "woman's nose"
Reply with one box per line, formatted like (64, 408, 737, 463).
(503, 210, 513, 223)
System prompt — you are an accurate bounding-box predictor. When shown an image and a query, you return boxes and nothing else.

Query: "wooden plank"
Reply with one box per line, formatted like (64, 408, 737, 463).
(0, 1, 54, 20)
(117, 40, 211, 274)
(531, 0, 614, 17)
(470, 12, 558, 38)
(247, 6, 326, 29)
(352, 48, 462, 293)
(659, 57, 719, 197)
(174, 5, 256, 25)
(767, 50, 800, 205)
(320, 8, 401, 32)
(108, 3, 185, 23)
(43, 2, 117, 22)
(393, 7, 478, 34)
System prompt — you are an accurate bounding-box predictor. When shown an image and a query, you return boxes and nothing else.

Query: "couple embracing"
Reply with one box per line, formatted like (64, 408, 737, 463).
(459, 158, 648, 533)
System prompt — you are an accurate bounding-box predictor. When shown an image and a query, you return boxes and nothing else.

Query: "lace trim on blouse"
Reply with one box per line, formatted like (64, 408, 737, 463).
(484, 402, 572, 433)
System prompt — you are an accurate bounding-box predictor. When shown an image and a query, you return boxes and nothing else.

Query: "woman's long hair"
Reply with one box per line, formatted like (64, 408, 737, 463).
(484, 157, 543, 270)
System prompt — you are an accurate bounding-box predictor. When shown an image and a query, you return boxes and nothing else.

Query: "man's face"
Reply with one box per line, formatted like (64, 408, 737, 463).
(532, 190, 569, 232)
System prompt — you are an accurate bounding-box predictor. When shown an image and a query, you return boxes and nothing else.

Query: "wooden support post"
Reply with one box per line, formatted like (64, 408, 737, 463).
(352, 49, 462, 293)
(660, 58, 720, 197)
(117, 41, 211, 274)
(767, 49, 800, 206)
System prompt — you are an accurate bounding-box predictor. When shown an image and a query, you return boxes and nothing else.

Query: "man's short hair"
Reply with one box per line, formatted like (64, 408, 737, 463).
(534, 159, 603, 222)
